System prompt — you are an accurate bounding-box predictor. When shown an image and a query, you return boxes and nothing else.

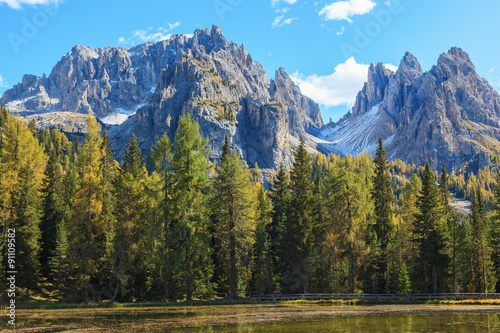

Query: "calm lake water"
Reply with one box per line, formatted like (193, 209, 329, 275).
(5, 303, 500, 332)
(211, 313, 499, 332)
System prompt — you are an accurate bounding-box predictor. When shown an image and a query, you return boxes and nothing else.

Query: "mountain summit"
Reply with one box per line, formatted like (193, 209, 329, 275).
(2, 29, 498, 172)
(318, 47, 500, 172)
(0, 25, 323, 169)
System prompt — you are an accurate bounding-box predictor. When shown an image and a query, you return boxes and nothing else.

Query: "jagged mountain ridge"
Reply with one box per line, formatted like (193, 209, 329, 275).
(318, 47, 500, 172)
(1, 25, 323, 169)
(3, 27, 499, 172)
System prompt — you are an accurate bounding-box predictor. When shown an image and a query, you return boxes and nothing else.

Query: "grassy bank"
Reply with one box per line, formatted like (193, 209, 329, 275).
(3, 297, 499, 310)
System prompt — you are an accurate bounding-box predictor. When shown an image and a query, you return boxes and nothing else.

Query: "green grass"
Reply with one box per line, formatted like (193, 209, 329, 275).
(4, 297, 499, 310)
(3, 298, 261, 310)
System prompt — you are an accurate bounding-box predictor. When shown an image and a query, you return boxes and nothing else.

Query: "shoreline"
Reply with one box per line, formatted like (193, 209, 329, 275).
(3, 302, 499, 332)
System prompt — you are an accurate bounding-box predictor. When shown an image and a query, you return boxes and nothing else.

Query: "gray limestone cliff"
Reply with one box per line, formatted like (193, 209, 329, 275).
(1, 25, 323, 169)
(320, 47, 500, 172)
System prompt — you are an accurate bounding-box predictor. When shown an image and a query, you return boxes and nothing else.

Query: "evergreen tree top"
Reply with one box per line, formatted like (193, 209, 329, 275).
(122, 134, 145, 178)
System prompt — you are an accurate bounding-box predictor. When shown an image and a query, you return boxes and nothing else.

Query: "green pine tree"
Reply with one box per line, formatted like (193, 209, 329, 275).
(40, 152, 66, 277)
(282, 136, 315, 293)
(150, 133, 175, 299)
(213, 135, 253, 298)
(11, 161, 42, 290)
(447, 211, 465, 293)
(171, 114, 212, 301)
(413, 161, 449, 294)
(121, 134, 144, 177)
(439, 162, 450, 208)
(48, 218, 72, 301)
(467, 186, 496, 292)
(111, 134, 147, 302)
(492, 172, 500, 292)
(370, 138, 394, 292)
(269, 162, 290, 288)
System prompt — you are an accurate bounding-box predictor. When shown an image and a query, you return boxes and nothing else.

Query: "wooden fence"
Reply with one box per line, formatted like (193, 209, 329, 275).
(191, 292, 500, 301)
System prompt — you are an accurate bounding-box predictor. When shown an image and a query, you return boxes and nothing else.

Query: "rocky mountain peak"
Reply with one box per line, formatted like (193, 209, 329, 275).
(322, 47, 500, 173)
(352, 62, 392, 117)
(0, 25, 323, 170)
(398, 51, 423, 75)
(271, 67, 323, 134)
(435, 47, 476, 79)
(191, 25, 228, 53)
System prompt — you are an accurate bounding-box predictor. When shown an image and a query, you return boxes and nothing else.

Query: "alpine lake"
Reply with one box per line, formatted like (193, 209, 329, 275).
(3, 303, 499, 332)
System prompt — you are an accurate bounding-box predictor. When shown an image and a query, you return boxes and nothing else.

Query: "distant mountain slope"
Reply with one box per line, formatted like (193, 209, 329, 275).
(0, 25, 323, 169)
(319, 48, 500, 172)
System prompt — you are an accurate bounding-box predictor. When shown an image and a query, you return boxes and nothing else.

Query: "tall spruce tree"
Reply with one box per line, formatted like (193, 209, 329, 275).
(111, 135, 148, 302)
(171, 114, 212, 301)
(150, 133, 175, 299)
(414, 161, 449, 294)
(439, 163, 450, 208)
(40, 152, 66, 277)
(467, 186, 496, 292)
(493, 172, 500, 292)
(269, 163, 290, 287)
(370, 138, 394, 292)
(282, 136, 315, 293)
(11, 161, 42, 290)
(447, 211, 465, 293)
(48, 218, 71, 301)
(213, 135, 253, 298)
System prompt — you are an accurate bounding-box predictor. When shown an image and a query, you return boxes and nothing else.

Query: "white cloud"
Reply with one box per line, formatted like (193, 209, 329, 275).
(0, 0, 59, 9)
(384, 63, 398, 72)
(319, 0, 376, 23)
(275, 7, 290, 13)
(290, 57, 396, 108)
(384, 0, 390, 6)
(119, 22, 181, 45)
(168, 22, 180, 30)
(490, 67, 495, 73)
(271, 0, 297, 7)
(272, 15, 297, 27)
(336, 26, 345, 35)
(133, 28, 172, 43)
(0, 75, 9, 88)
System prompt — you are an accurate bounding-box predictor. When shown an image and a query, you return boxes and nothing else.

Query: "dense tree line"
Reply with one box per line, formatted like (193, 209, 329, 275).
(1, 106, 499, 303)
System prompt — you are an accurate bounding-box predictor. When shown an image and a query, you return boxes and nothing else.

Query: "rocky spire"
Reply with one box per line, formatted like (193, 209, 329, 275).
(352, 62, 393, 117)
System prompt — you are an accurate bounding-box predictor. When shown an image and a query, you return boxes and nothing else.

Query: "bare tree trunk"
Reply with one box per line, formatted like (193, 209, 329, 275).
(110, 273, 120, 304)
(230, 232, 237, 299)
(432, 264, 438, 295)
(186, 229, 192, 301)
(164, 259, 169, 300)
(482, 243, 487, 293)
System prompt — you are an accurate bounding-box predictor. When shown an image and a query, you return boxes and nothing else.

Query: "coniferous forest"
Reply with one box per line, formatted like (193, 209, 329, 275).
(1, 105, 499, 303)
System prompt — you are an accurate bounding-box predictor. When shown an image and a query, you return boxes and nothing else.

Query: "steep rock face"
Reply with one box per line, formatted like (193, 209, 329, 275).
(2, 26, 322, 169)
(110, 28, 295, 169)
(388, 48, 500, 171)
(320, 48, 500, 171)
(271, 67, 323, 134)
(352, 63, 393, 117)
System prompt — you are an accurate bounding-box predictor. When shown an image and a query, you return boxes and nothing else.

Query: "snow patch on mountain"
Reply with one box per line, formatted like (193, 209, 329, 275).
(315, 103, 381, 155)
(101, 112, 130, 125)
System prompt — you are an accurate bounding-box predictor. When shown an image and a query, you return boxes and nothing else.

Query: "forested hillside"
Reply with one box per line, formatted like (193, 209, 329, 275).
(1, 105, 499, 303)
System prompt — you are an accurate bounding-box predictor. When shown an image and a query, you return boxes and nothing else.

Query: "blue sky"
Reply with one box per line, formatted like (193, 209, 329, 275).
(1, 0, 500, 121)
